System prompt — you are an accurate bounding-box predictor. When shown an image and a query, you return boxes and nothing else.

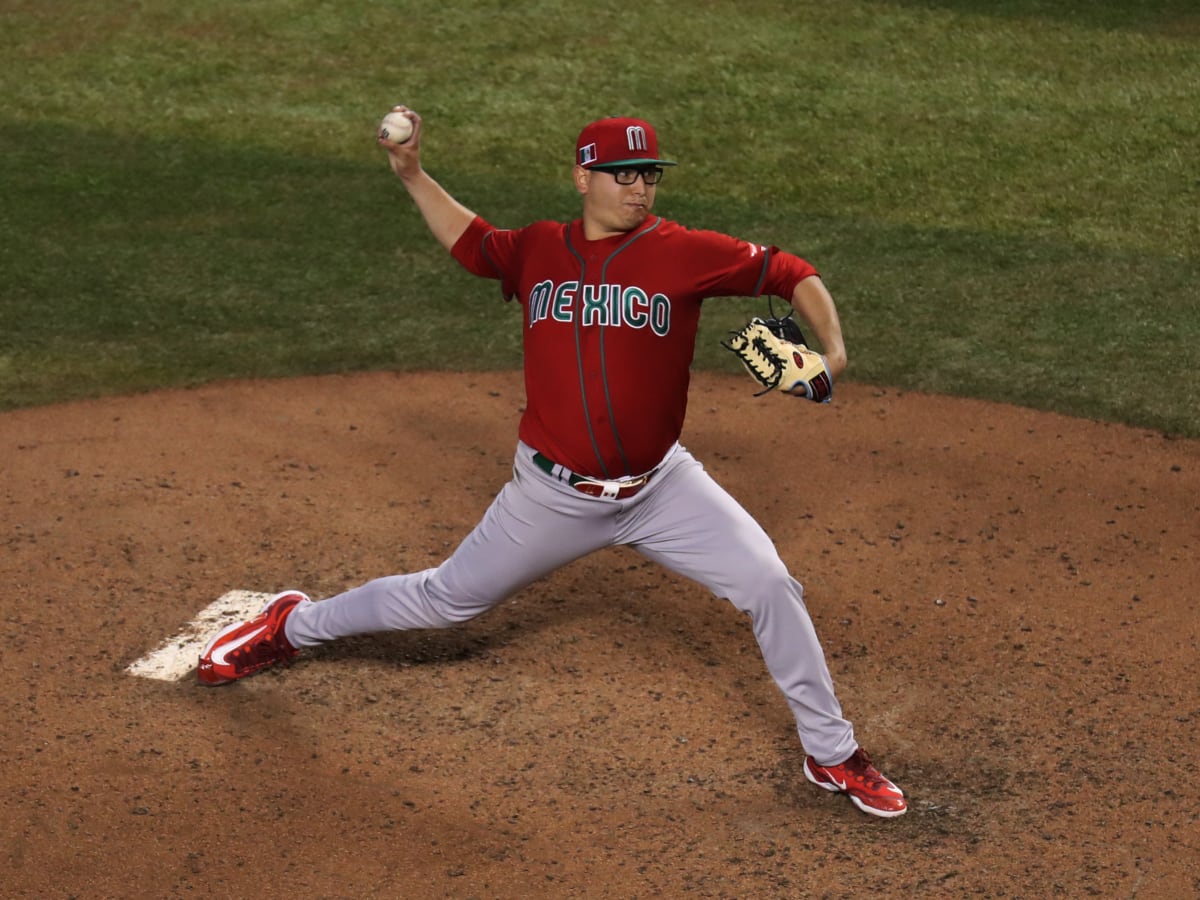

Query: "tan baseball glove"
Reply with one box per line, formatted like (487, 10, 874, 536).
(722, 316, 833, 402)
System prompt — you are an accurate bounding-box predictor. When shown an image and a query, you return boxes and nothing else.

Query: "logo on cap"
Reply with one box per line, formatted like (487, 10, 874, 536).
(575, 116, 677, 170)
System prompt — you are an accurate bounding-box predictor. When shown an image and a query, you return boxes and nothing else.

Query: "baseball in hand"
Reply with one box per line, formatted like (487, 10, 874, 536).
(378, 110, 414, 145)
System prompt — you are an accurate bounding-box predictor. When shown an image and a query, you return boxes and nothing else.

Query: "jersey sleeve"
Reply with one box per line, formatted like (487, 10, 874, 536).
(758, 247, 820, 299)
(682, 227, 819, 300)
(450, 215, 520, 300)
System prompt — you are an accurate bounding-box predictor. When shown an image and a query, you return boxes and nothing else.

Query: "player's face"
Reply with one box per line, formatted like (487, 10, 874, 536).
(576, 165, 658, 238)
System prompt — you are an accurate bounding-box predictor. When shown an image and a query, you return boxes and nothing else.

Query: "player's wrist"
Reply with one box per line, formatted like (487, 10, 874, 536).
(824, 349, 847, 380)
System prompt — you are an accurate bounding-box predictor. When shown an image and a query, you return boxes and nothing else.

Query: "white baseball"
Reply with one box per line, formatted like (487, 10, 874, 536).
(378, 110, 414, 145)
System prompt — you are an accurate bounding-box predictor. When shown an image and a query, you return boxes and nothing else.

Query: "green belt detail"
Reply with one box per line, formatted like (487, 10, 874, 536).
(532, 452, 586, 486)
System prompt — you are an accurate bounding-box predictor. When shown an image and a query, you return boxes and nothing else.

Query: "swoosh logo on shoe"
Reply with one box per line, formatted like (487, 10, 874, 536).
(830, 775, 848, 791)
(211, 624, 268, 666)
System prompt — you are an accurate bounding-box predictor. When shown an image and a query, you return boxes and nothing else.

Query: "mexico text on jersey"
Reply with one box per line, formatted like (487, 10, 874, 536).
(528, 281, 672, 335)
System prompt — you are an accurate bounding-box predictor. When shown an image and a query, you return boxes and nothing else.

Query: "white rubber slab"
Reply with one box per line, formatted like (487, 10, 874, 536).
(126, 590, 272, 682)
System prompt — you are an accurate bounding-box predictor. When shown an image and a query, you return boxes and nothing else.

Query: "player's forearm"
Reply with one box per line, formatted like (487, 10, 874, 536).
(790, 276, 847, 379)
(398, 168, 477, 252)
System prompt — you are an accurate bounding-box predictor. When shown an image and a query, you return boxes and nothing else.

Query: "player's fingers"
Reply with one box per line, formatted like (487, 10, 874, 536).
(406, 112, 423, 144)
(379, 122, 421, 155)
(388, 106, 422, 139)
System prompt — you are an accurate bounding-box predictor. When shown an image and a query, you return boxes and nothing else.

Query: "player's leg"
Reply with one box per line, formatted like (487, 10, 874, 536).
(285, 444, 616, 646)
(617, 447, 857, 766)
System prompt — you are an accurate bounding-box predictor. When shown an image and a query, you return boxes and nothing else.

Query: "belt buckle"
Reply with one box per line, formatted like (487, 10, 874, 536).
(575, 474, 649, 500)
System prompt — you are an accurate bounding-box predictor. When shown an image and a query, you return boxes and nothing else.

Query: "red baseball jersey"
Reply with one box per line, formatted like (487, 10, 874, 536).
(451, 214, 818, 478)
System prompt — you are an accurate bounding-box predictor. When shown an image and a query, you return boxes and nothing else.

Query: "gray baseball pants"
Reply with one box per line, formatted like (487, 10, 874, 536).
(285, 440, 857, 765)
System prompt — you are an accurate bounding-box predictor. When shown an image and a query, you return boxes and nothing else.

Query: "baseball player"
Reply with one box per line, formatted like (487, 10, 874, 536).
(198, 109, 907, 818)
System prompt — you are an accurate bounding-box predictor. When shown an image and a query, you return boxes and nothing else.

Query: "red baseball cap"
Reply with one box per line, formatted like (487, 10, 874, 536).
(575, 116, 677, 169)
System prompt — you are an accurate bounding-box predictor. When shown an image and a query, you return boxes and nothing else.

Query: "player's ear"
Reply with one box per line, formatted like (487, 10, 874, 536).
(573, 165, 591, 196)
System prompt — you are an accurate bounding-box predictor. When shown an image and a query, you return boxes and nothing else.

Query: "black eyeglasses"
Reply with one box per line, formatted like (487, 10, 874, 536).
(603, 166, 665, 186)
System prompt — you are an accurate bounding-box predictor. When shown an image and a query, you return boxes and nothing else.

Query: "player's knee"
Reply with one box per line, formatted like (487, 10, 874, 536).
(421, 570, 502, 626)
(725, 552, 798, 613)
(421, 592, 484, 627)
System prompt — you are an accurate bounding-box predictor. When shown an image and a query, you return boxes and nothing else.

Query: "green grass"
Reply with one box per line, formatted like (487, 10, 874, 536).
(2, 0, 1198, 434)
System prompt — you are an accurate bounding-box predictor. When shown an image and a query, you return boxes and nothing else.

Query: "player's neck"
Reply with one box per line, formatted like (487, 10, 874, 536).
(579, 214, 654, 242)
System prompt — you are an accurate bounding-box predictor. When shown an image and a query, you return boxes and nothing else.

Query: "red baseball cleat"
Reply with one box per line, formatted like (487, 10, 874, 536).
(804, 747, 908, 818)
(197, 591, 308, 685)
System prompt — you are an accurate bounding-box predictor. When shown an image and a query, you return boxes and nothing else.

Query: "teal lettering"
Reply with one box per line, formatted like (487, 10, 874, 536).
(528, 280, 553, 326)
(552, 281, 577, 322)
(650, 293, 670, 336)
(525, 281, 670, 335)
(623, 287, 650, 328)
(581, 284, 610, 326)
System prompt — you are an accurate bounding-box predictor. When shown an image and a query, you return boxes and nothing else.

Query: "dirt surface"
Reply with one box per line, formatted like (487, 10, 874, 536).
(2, 370, 1197, 899)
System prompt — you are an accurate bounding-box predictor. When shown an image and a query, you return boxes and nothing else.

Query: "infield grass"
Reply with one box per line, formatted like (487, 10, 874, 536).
(2, 0, 1197, 435)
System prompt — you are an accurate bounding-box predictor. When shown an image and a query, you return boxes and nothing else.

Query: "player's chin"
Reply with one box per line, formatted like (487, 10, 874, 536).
(622, 207, 650, 228)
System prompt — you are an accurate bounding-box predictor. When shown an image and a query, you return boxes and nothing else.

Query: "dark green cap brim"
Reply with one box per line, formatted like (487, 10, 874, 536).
(589, 158, 678, 168)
